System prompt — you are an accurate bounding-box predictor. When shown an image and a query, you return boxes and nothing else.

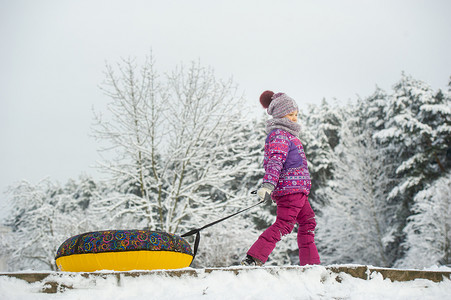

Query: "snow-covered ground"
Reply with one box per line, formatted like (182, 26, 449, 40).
(1, 266, 451, 300)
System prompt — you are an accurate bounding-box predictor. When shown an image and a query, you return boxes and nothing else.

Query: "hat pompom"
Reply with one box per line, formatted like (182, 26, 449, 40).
(260, 90, 274, 108)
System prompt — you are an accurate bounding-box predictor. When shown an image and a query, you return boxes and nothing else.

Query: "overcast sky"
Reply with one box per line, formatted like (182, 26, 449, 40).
(1, 0, 450, 202)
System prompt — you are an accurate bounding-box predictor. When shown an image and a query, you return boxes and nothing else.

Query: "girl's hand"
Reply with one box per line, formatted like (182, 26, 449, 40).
(257, 183, 275, 201)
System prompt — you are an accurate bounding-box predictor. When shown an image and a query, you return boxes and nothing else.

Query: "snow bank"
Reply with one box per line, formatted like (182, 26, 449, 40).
(1, 266, 451, 300)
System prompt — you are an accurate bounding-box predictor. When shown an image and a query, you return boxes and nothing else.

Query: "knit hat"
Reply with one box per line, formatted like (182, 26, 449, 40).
(260, 90, 298, 118)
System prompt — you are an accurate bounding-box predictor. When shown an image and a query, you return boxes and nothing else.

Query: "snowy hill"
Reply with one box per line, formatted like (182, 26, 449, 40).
(1, 265, 450, 299)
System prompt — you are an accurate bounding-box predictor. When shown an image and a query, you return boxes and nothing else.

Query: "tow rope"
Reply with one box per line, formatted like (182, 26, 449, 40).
(181, 192, 270, 261)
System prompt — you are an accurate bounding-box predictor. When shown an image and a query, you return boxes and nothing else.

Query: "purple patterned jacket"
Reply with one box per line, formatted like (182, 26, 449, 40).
(262, 129, 311, 197)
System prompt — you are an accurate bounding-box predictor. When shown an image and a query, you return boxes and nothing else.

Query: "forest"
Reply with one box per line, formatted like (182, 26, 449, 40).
(1, 56, 450, 271)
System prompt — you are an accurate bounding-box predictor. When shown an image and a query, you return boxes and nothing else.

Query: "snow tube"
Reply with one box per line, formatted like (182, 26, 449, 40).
(55, 230, 193, 272)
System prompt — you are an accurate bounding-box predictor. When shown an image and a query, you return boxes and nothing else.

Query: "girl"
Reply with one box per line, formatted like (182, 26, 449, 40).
(241, 91, 320, 266)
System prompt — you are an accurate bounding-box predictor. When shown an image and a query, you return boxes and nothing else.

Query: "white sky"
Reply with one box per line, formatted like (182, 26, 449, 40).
(1, 0, 451, 202)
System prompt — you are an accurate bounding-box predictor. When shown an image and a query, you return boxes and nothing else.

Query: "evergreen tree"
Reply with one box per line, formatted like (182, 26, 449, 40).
(357, 87, 403, 263)
(376, 73, 446, 200)
(397, 172, 451, 268)
(396, 77, 451, 268)
(316, 109, 395, 266)
(301, 99, 342, 207)
(373, 73, 451, 262)
(358, 86, 388, 133)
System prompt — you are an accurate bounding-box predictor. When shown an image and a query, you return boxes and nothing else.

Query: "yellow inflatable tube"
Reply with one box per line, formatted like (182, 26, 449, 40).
(55, 230, 193, 272)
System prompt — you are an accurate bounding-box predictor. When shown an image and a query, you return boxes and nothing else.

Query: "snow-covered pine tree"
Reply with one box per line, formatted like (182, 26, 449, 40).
(376, 73, 447, 201)
(359, 86, 388, 133)
(316, 107, 395, 266)
(373, 73, 451, 263)
(397, 172, 451, 268)
(301, 99, 342, 207)
(355, 87, 402, 264)
(445, 77, 451, 170)
(422, 85, 451, 173)
(396, 77, 451, 268)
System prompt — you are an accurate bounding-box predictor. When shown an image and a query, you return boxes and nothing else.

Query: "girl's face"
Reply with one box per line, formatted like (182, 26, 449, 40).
(283, 110, 298, 123)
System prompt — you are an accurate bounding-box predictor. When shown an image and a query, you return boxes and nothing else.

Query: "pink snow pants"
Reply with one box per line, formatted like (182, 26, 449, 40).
(247, 193, 320, 266)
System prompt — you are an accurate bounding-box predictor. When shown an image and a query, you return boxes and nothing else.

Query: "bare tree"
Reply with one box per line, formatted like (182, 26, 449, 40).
(93, 54, 167, 229)
(93, 55, 256, 234)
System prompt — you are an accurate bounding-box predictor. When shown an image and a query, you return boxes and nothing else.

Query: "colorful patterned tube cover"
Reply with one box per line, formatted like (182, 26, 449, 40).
(55, 230, 193, 272)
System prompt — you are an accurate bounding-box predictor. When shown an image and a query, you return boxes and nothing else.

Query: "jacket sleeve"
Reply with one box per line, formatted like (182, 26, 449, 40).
(263, 132, 290, 187)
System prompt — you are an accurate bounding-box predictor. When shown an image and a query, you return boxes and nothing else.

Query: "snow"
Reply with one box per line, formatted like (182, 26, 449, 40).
(1, 266, 451, 300)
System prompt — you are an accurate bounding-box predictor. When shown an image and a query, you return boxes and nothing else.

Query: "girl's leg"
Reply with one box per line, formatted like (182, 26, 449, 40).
(296, 198, 320, 265)
(247, 194, 305, 263)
